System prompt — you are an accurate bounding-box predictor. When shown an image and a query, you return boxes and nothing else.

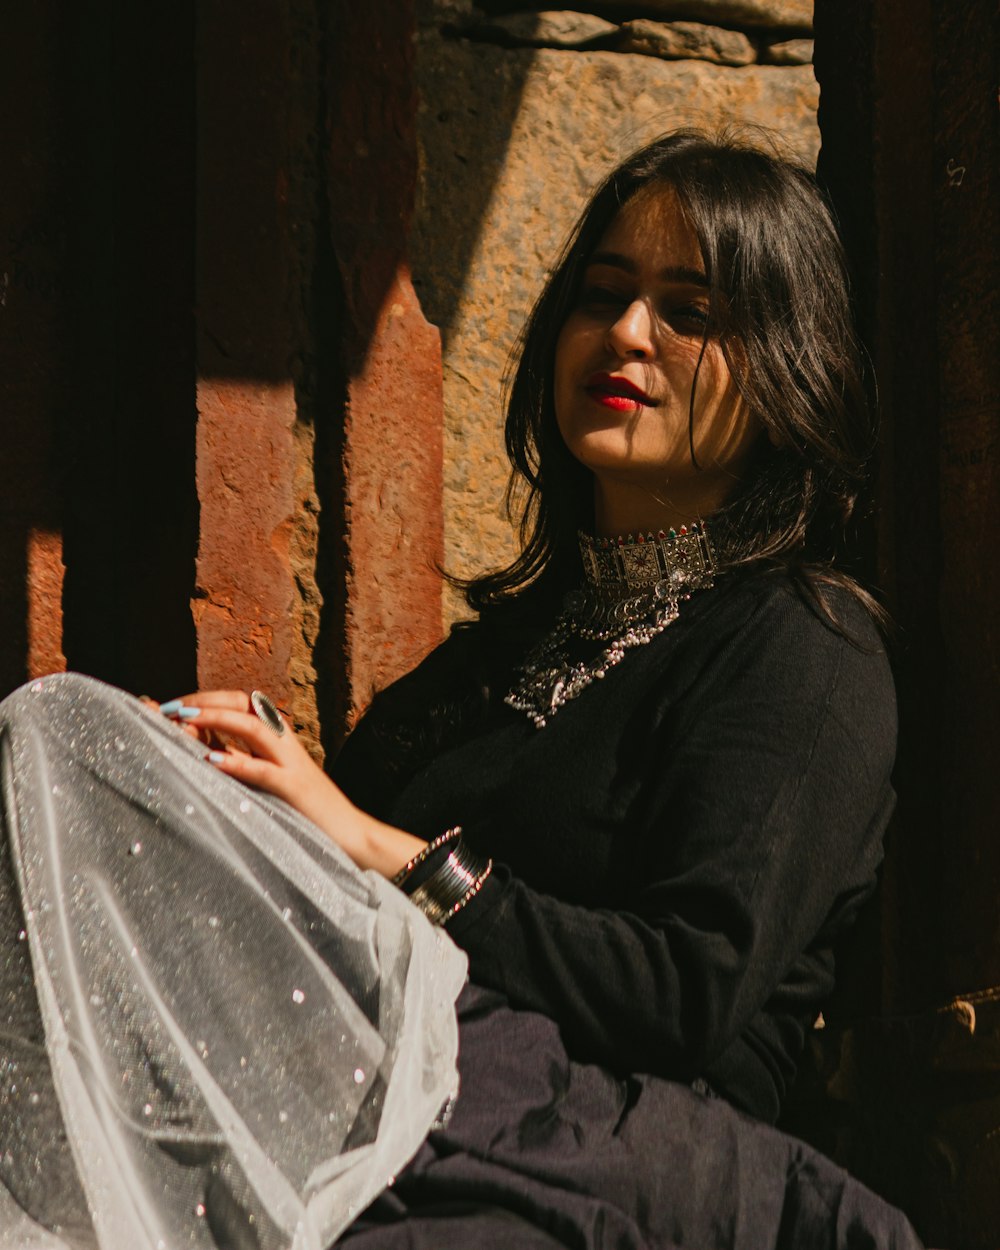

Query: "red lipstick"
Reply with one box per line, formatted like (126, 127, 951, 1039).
(584, 372, 656, 411)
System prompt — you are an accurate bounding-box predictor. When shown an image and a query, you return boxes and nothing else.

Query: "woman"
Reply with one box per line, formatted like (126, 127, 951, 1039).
(0, 131, 922, 1248)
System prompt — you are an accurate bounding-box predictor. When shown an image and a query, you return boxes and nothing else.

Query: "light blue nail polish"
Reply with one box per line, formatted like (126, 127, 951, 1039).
(208, 751, 226, 764)
(176, 706, 201, 720)
(158, 699, 183, 716)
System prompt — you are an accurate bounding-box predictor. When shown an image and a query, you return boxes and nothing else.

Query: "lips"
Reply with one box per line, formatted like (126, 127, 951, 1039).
(584, 372, 657, 410)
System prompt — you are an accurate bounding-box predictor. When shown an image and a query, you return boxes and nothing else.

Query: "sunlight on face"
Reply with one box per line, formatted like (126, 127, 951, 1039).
(553, 185, 761, 535)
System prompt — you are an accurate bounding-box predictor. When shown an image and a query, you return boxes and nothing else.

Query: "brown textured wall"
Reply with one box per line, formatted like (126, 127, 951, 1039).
(412, 3, 820, 625)
(323, 1, 446, 737)
(194, 0, 320, 740)
(0, 1, 819, 718)
(193, 0, 444, 750)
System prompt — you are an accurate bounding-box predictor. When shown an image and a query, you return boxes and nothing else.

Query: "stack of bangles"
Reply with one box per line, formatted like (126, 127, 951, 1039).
(390, 826, 492, 926)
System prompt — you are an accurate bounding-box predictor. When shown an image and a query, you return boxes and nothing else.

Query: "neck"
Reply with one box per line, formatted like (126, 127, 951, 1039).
(592, 478, 729, 539)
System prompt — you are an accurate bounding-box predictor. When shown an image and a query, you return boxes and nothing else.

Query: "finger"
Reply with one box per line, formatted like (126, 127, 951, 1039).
(181, 707, 289, 760)
(180, 723, 219, 745)
(159, 691, 251, 716)
(171, 712, 252, 752)
(207, 748, 290, 798)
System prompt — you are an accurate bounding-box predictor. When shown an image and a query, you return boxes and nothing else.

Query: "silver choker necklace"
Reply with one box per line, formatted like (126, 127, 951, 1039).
(505, 524, 717, 728)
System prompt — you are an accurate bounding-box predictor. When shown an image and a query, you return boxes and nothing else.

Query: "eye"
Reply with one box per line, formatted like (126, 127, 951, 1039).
(577, 284, 630, 310)
(667, 303, 710, 332)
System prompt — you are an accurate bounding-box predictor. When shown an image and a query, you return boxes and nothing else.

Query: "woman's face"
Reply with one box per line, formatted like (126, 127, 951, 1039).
(553, 186, 762, 534)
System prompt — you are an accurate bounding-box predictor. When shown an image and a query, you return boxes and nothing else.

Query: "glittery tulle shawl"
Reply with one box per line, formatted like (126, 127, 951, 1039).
(0, 673, 467, 1250)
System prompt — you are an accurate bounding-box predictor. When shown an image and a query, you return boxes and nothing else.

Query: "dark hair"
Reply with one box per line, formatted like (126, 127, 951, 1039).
(459, 128, 882, 628)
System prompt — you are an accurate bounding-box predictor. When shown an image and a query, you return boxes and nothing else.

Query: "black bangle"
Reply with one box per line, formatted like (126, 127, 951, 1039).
(408, 839, 493, 926)
(391, 826, 461, 888)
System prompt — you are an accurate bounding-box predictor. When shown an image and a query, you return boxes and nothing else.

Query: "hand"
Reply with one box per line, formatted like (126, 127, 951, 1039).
(156, 691, 426, 878)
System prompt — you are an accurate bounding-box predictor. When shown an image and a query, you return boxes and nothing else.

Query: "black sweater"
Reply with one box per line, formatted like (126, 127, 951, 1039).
(331, 570, 897, 1123)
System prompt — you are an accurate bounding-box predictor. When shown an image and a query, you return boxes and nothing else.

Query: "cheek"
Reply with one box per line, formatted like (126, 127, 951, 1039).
(693, 344, 731, 392)
(553, 319, 591, 418)
(696, 394, 761, 465)
(688, 353, 758, 457)
(691, 348, 741, 417)
(554, 317, 589, 379)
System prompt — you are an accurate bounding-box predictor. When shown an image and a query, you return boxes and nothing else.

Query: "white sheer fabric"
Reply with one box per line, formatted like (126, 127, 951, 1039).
(0, 673, 467, 1250)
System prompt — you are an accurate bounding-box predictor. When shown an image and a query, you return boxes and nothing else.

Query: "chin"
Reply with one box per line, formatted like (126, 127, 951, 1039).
(564, 435, 683, 480)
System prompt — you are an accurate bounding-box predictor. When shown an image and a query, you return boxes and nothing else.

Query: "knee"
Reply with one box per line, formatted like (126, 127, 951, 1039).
(0, 672, 115, 720)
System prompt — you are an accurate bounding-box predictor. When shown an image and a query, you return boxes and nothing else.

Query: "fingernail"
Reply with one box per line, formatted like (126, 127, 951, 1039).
(158, 699, 183, 716)
(175, 706, 201, 720)
(208, 751, 226, 764)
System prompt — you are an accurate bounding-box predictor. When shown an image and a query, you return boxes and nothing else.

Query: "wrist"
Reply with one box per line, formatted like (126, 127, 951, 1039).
(353, 811, 427, 879)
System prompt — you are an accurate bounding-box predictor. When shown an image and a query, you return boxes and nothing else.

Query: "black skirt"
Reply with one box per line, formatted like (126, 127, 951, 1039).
(340, 986, 924, 1250)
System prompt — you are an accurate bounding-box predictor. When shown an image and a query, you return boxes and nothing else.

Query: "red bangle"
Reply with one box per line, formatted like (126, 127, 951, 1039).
(391, 825, 462, 888)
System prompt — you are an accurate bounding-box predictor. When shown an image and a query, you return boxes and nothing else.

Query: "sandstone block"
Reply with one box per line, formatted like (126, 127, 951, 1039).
(195, 379, 298, 702)
(617, 19, 756, 66)
(597, 0, 812, 31)
(472, 11, 619, 48)
(27, 528, 66, 680)
(339, 275, 445, 719)
(760, 37, 814, 64)
(327, 3, 447, 726)
(413, 38, 819, 622)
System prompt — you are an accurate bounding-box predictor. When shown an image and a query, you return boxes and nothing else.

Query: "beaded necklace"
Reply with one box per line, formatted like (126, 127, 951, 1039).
(505, 524, 716, 729)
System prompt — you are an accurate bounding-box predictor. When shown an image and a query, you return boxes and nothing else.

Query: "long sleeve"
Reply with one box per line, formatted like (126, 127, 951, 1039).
(333, 576, 897, 1120)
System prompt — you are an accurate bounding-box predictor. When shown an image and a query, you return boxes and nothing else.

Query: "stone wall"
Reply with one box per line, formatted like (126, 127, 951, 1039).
(0, 0, 819, 730)
(412, 0, 818, 622)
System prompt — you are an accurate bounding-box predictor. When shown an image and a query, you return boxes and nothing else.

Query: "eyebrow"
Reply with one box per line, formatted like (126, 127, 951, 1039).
(585, 251, 709, 287)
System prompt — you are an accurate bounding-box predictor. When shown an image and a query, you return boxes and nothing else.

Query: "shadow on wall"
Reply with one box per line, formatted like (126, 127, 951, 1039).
(0, 0, 537, 707)
(413, 0, 816, 349)
(411, 1, 542, 354)
(58, 2, 200, 701)
(0, 2, 198, 700)
(0, 7, 72, 698)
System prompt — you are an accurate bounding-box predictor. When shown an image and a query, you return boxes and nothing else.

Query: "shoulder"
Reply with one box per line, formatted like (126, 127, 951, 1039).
(667, 566, 896, 741)
(696, 565, 889, 666)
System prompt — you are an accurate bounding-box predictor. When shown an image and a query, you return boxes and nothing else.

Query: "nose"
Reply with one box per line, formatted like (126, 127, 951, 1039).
(606, 299, 655, 360)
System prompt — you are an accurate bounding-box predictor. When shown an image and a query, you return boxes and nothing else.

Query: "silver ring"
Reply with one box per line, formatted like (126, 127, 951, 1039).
(250, 690, 286, 737)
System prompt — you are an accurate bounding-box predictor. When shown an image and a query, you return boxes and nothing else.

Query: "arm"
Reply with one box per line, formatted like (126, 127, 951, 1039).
(439, 590, 896, 1084)
(161, 589, 894, 1102)
(151, 696, 426, 878)
(154, 630, 481, 876)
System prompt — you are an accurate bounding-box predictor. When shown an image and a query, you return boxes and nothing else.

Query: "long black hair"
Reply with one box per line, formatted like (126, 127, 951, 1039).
(458, 129, 881, 628)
